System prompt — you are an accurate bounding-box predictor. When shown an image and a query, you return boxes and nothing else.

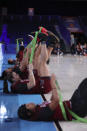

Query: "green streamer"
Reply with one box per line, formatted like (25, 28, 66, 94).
(55, 80, 68, 121)
(29, 27, 42, 63)
(66, 104, 87, 123)
(26, 26, 43, 49)
(24, 27, 42, 58)
(29, 31, 38, 63)
(55, 80, 87, 123)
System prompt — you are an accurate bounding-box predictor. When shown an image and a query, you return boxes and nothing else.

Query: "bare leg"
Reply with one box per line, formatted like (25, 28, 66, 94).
(38, 43, 50, 76)
(20, 48, 30, 71)
(47, 47, 53, 59)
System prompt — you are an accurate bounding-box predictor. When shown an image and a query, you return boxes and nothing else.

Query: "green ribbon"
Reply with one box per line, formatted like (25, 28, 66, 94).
(26, 40, 33, 49)
(66, 104, 87, 123)
(55, 80, 68, 121)
(24, 27, 42, 59)
(29, 32, 38, 63)
(55, 80, 87, 123)
(26, 26, 43, 49)
(29, 27, 42, 63)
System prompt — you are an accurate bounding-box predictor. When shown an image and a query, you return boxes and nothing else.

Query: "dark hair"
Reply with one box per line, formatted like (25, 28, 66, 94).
(12, 67, 23, 78)
(18, 104, 33, 120)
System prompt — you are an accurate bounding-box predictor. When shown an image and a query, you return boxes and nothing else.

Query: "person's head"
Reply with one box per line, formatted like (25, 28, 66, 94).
(12, 72, 20, 81)
(18, 103, 36, 120)
(12, 67, 23, 81)
(71, 34, 74, 39)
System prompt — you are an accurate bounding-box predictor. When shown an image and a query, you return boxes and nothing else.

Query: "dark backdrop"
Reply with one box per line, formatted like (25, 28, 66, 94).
(0, 1, 87, 15)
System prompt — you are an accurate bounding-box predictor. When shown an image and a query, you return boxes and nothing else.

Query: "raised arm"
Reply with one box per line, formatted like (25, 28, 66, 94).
(40, 42, 48, 63)
(20, 48, 31, 71)
(27, 63, 36, 89)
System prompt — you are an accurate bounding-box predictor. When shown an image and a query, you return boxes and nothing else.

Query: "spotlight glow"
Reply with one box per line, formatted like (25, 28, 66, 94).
(0, 43, 3, 76)
(0, 103, 8, 123)
(0, 43, 3, 60)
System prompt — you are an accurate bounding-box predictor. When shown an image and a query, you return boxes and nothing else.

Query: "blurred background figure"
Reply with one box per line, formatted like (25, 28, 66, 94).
(70, 34, 76, 55)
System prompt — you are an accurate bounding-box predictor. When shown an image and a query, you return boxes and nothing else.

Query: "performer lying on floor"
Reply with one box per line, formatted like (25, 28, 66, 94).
(0, 28, 52, 81)
(3, 41, 53, 94)
(18, 74, 87, 121)
(3, 28, 60, 94)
